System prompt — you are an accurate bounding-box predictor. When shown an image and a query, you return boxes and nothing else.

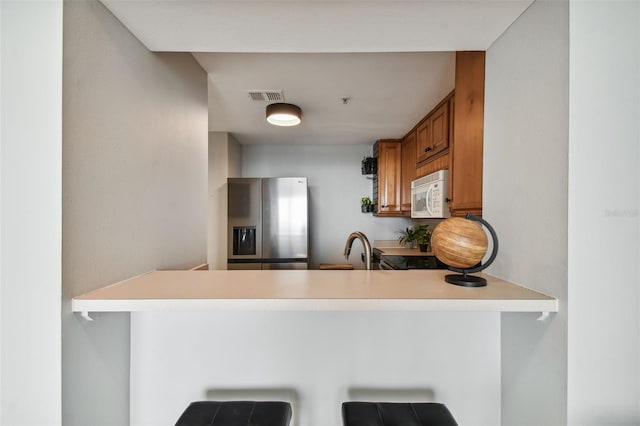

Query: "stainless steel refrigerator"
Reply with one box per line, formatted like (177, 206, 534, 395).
(227, 177, 309, 270)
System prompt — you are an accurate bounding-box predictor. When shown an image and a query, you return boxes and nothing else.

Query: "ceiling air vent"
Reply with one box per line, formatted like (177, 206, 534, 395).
(246, 90, 284, 102)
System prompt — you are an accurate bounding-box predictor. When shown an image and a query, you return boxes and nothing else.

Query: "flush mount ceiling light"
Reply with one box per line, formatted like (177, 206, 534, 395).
(266, 103, 302, 127)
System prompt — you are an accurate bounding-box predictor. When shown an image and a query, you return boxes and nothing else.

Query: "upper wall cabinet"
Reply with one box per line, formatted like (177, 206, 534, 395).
(401, 131, 417, 214)
(416, 98, 450, 165)
(449, 51, 485, 217)
(374, 139, 403, 217)
(372, 51, 485, 218)
(413, 52, 485, 217)
(416, 118, 431, 164)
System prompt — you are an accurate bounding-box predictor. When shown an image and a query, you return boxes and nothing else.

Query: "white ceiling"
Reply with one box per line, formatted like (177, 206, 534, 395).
(100, 0, 534, 145)
(194, 52, 455, 145)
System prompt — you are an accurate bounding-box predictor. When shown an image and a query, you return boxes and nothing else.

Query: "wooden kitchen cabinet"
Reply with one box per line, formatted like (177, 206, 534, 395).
(449, 51, 485, 217)
(416, 97, 450, 165)
(416, 119, 431, 164)
(374, 139, 403, 216)
(400, 131, 416, 214)
(373, 52, 484, 219)
(411, 52, 484, 217)
(430, 101, 449, 158)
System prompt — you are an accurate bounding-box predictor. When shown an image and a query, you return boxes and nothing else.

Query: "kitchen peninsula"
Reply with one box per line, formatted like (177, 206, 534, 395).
(72, 270, 557, 316)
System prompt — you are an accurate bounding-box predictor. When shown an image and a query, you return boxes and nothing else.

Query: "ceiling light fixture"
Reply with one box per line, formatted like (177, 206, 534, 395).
(266, 103, 302, 127)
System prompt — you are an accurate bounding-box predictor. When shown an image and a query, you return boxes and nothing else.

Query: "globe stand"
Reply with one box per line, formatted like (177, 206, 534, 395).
(445, 271, 487, 287)
(442, 214, 499, 288)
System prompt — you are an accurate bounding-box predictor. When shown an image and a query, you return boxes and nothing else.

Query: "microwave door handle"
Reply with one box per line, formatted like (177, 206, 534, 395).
(411, 189, 416, 215)
(426, 185, 434, 216)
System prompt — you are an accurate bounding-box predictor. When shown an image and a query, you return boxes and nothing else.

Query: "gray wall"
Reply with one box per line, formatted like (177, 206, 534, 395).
(567, 1, 640, 423)
(484, 1, 569, 424)
(487, 1, 640, 424)
(62, 1, 208, 424)
(207, 132, 241, 270)
(1, 1, 63, 424)
(242, 144, 416, 268)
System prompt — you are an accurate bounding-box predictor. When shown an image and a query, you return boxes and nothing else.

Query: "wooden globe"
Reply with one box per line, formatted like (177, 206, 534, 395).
(432, 217, 488, 269)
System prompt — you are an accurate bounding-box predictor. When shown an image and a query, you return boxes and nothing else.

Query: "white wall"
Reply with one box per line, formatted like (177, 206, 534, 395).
(131, 311, 500, 426)
(484, 1, 569, 424)
(207, 132, 241, 270)
(242, 144, 418, 268)
(0, 1, 63, 424)
(567, 1, 640, 424)
(62, 1, 208, 424)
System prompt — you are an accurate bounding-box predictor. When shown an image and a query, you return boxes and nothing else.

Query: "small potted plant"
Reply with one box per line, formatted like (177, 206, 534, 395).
(398, 224, 431, 251)
(361, 157, 377, 175)
(397, 226, 417, 248)
(412, 224, 432, 252)
(361, 196, 374, 213)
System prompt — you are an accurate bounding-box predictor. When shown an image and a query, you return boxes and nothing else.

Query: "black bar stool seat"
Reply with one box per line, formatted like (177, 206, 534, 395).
(342, 402, 458, 426)
(175, 401, 292, 426)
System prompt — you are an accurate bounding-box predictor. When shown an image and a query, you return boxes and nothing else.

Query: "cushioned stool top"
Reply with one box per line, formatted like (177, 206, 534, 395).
(342, 402, 458, 426)
(175, 401, 292, 426)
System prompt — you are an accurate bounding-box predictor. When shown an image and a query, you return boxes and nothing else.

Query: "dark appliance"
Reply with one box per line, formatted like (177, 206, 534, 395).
(379, 255, 448, 270)
(373, 249, 447, 270)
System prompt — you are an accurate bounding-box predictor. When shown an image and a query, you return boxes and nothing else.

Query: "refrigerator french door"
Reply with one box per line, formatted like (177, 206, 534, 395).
(227, 177, 308, 270)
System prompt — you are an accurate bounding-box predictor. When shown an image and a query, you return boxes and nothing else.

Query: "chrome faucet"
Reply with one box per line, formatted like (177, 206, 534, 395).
(343, 231, 372, 270)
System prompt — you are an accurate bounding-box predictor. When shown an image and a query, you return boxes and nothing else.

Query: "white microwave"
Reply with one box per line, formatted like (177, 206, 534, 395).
(411, 170, 450, 218)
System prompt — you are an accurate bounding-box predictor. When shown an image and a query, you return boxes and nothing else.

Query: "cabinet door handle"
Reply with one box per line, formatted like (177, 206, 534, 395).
(446, 198, 451, 203)
(424, 147, 432, 152)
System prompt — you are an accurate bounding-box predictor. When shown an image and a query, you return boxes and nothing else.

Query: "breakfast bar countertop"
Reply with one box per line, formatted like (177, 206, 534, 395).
(71, 270, 558, 315)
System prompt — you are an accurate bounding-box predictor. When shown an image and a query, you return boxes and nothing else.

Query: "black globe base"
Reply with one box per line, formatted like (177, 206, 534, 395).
(445, 274, 487, 287)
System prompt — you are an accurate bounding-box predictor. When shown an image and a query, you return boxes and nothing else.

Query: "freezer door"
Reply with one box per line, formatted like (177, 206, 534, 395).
(262, 178, 308, 260)
(227, 262, 262, 270)
(262, 261, 308, 270)
(228, 178, 262, 260)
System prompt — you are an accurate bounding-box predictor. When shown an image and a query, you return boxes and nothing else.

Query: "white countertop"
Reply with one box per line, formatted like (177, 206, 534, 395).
(375, 247, 434, 256)
(72, 270, 557, 314)
(373, 240, 433, 256)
